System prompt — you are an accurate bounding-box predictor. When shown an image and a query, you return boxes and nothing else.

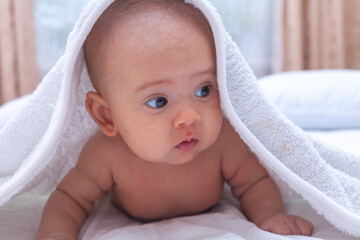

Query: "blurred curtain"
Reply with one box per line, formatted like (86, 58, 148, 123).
(282, 0, 360, 71)
(0, 0, 38, 105)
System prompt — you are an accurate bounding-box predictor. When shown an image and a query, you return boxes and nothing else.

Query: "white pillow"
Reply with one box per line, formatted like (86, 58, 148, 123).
(258, 70, 360, 130)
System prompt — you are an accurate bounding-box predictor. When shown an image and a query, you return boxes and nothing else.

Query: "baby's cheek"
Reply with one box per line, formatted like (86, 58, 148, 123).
(130, 123, 168, 160)
(209, 109, 223, 136)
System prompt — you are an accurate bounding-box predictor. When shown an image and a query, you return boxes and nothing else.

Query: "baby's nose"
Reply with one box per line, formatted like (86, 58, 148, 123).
(173, 106, 200, 128)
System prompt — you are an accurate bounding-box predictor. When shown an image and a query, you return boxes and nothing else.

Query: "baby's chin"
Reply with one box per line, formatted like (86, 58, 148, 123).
(162, 145, 207, 165)
(139, 148, 202, 165)
(142, 153, 197, 166)
(163, 154, 198, 165)
(133, 137, 216, 165)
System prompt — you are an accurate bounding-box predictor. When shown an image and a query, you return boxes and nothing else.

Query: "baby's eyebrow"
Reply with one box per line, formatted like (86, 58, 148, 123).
(135, 79, 172, 92)
(192, 66, 216, 77)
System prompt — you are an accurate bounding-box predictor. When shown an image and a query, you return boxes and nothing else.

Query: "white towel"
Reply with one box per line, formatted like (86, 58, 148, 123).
(0, 0, 359, 237)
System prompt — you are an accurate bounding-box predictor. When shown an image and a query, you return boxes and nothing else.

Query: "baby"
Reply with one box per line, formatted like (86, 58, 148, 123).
(36, 0, 314, 239)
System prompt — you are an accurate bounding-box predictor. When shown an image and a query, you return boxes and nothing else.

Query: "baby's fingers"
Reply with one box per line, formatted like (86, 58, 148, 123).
(295, 217, 314, 236)
(258, 214, 314, 236)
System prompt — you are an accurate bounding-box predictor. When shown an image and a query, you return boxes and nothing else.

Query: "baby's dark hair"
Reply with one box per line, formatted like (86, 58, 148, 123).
(84, 0, 213, 94)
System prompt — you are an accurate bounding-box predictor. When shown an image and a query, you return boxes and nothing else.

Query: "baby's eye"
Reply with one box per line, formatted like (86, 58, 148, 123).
(145, 97, 168, 109)
(195, 85, 211, 98)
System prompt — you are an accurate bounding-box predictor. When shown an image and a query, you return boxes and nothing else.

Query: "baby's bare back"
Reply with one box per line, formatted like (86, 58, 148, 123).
(107, 134, 225, 221)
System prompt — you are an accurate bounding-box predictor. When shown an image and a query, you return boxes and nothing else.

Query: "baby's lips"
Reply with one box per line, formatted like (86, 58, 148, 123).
(175, 139, 198, 151)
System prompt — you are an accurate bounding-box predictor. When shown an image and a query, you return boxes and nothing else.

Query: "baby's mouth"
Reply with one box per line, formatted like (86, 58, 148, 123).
(175, 138, 198, 152)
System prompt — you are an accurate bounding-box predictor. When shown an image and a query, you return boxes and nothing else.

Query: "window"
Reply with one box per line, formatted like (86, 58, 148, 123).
(33, 0, 276, 78)
(209, 0, 275, 77)
(33, 0, 89, 78)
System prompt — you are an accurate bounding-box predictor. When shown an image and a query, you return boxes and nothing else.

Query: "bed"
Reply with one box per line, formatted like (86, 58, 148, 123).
(0, 70, 359, 240)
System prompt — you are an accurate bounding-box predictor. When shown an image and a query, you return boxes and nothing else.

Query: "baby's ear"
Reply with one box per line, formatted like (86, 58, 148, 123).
(85, 91, 118, 137)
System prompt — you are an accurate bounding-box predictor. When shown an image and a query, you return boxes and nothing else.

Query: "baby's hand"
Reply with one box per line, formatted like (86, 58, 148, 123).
(37, 232, 74, 240)
(258, 214, 314, 236)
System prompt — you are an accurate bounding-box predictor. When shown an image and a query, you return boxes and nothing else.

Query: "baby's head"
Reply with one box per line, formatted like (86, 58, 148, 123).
(84, 0, 223, 165)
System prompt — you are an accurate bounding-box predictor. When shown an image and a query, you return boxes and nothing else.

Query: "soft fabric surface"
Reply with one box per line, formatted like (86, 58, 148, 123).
(0, 0, 360, 237)
(0, 95, 30, 130)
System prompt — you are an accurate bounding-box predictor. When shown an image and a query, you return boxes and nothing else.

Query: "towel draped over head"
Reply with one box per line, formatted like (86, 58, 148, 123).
(0, 0, 360, 236)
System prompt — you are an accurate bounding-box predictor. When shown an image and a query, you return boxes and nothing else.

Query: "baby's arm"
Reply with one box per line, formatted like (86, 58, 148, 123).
(236, 164, 313, 235)
(36, 134, 114, 240)
(220, 120, 313, 235)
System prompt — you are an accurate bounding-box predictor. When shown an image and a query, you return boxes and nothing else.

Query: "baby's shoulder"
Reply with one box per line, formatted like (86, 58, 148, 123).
(78, 131, 127, 168)
(216, 118, 243, 147)
(67, 131, 117, 193)
(216, 118, 253, 162)
(81, 131, 113, 155)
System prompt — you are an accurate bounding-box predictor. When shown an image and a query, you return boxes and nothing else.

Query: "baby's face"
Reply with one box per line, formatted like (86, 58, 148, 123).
(99, 11, 223, 165)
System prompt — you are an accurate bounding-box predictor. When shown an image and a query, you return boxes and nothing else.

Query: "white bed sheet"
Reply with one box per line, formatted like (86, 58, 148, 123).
(1, 129, 359, 240)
